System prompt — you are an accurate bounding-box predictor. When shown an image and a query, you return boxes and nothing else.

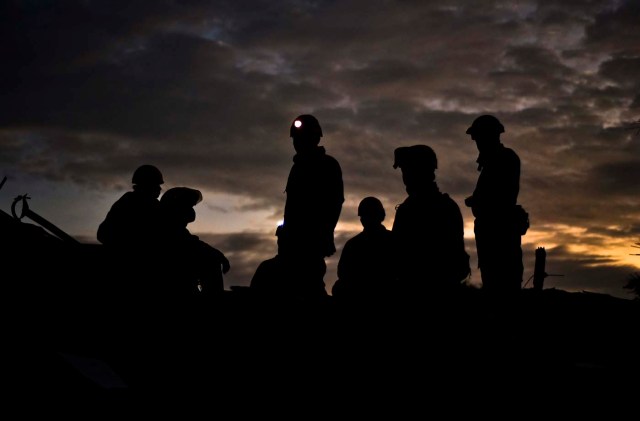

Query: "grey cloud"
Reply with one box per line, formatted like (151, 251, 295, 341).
(598, 56, 640, 90)
(585, 0, 640, 55)
(589, 159, 640, 196)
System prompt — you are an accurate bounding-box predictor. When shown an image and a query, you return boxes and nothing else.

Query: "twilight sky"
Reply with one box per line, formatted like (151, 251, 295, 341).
(1, 0, 639, 298)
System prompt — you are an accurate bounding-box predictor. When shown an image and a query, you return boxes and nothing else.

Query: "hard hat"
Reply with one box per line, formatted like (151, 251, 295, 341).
(358, 196, 385, 221)
(132, 164, 164, 185)
(466, 115, 505, 135)
(160, 187, 203, 208)
(393, 145, 437, 171)
(290, 114, 323, 138)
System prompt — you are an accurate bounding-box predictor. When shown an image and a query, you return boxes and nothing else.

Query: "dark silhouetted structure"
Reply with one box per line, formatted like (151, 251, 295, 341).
(533, 247, 547, 290)
(278, 114, 344, 300)
(332, 196, 394, 302)
(392, 145, 470, 296)
(158, 187, 230, 297)
(464, 115, 523, 294)
(97, 164, 164, 248)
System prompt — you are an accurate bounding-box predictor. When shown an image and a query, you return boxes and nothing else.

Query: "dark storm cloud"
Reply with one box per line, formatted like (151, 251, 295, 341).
(598, 56, 640, 91)
(490, 45, 577, 99)
(590, 160, 640, 196)
(585, 0, 640, 55)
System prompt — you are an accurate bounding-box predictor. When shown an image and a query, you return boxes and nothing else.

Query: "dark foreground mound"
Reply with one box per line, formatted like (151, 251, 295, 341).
(4, 218, 640, 412)
(8, 279, 640, 400)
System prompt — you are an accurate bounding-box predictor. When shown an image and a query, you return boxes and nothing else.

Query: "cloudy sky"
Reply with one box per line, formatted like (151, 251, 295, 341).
(1, 0, 638, 298)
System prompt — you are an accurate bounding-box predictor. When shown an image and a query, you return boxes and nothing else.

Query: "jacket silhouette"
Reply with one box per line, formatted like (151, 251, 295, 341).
(392, 145, 470, 294)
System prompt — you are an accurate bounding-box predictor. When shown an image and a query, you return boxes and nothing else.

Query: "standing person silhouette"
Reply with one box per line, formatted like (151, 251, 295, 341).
(279, 114, 344, 301)
(464, 115, 523, 295)
(392, 145, 470, 299)
(332, 196, 394, 303)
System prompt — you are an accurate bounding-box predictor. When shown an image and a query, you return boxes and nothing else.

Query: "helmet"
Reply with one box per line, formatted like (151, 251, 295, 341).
(161, 187, 203, 208)
(466, 115, 505, 135)
(132, 164, 164, 185)
(290, 114, 323, 138)
(393, 145, 437, 171)
(358, 196, 385, 221)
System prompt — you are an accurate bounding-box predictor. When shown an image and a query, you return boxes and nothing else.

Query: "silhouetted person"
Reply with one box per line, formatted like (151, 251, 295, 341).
(249, 225, 301, 298)
(464, 115, 523, 294)
(332, 197, 394, 303)
(95, 165, 166, 382)
(278, 114, 344, 300)
(158, 187, 230, 298)
(95, 164, 168, 310)
(97, 164, 163, 248)
(392, 145, 471, 298)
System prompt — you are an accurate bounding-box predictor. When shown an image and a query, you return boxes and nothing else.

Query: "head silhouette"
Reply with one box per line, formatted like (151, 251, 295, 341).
(466, 115, 504, 153)
(161, 187, 203, 227)
(358, 196, 385, 230)
(393, 145, 437, 191)
(132, 164, 164, 198)
(290, 114, 322, 154)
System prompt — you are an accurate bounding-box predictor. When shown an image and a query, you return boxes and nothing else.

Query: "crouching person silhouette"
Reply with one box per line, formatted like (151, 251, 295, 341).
(159, 187, 230, 299)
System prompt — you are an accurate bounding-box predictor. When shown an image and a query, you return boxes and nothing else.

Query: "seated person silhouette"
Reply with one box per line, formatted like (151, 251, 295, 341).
(96, 164, 166, 300)
(97, 164, 164, 249)
(158, 187, 230, 298)
(331, 197, 394, 304)
(249, 224, 320, 301)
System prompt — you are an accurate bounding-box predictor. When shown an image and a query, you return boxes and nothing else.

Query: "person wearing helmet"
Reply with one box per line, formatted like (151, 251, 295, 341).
(279, 114, 344, 300)
(97, 164, 164, 248)
(392, 145, 470, 298)
(132, 164, 164, 187)
(158, 187, 230, 297)
(464, 115, 523, 294)
(331, 196, 394, 304)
